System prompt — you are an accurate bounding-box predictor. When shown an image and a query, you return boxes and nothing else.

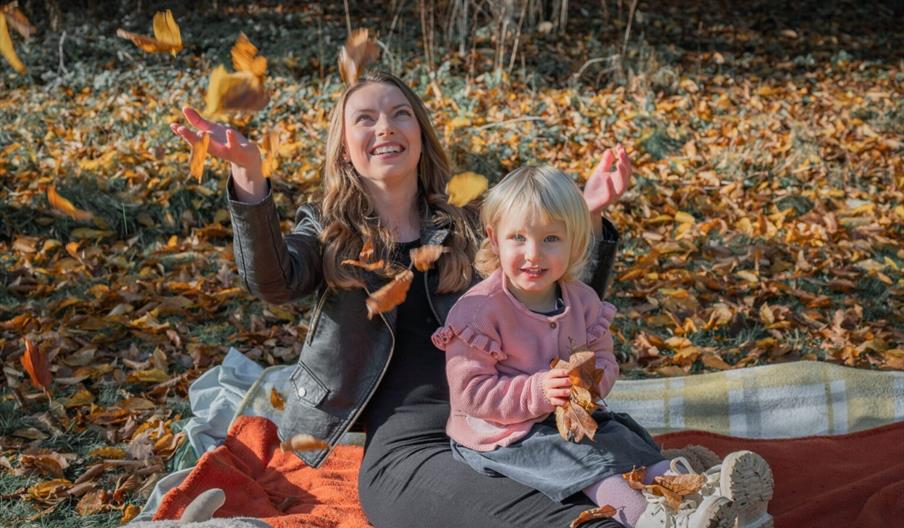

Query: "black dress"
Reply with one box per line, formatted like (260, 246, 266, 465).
(357, 240, 623, 528)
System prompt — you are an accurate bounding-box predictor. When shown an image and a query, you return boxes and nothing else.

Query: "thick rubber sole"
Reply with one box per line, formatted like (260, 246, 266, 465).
(720, 451, 774, 528)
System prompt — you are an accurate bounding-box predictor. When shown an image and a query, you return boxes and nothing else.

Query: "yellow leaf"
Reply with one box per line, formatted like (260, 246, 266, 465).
(448, 116, 472, 129)
(446, 171, 488, 207)
(28, 479, 71, 500)
(270, 387, 285, 410)
(70, 228, 115, 240)
(0, 14, 25, 74)
(232, 32, 266, 82)
(702, 353, 732, 370)
(127, 369, 169, 383)
(759, 303, 774, 325)
(735, 217, 754, 236)
(63, 388, 95, 408)
(260, 130, 280, 178)
(89, 447, 126, 459)
(189, 132, 209, 182)
(116, 9, 182, 54)
(121, 504, 140, 524)
(204, 65, 269, 117)
(47, 186, 94, 222)
(674, 211, 695, 224)
(338, 28, 379, 85)
(736, 270, 759, 283)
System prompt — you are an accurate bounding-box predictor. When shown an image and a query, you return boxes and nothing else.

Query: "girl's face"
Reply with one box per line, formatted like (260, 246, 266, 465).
(488, 210, 570, 310)
(343, 82, 422, 190)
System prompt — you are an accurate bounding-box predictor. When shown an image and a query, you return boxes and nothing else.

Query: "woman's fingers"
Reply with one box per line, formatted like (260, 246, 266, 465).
(182, 106, 215, 132)
(170, 123, 200, 145)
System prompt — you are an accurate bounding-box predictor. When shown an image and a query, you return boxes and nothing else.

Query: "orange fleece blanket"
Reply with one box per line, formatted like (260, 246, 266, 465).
(154, 416, 904, 528)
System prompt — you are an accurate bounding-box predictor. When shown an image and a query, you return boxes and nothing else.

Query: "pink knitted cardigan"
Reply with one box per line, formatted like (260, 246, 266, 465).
(431, 269, 618, 451)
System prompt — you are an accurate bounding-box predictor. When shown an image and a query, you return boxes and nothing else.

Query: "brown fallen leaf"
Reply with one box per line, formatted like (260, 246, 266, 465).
(570, 504, 618, 528)
(410, 244, 449, 272)
(189, 131, 209, 182)
(338, 28, 379, 85)
(341, 258, 386, 272)
(204, 65, 269, 117)
(2, 2, 36, 39)
(366, 269, 414, 319)
(21, 337, 51, 391)
(551, 348, 606, 442)
(280, 433, 329, 452)
(622, 466, 647, 490)
(76, 489, 107, 516)
(115, 9, 182, 54)
(0, 12, 24, 74)
(270, 387, 285, 410)
(446, 171, 488, 207)
(47, 185, 94, 222)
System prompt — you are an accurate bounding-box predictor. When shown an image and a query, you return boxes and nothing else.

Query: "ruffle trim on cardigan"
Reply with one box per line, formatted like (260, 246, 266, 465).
(431, 324, 507, 361)
(587, 301, 617, 344)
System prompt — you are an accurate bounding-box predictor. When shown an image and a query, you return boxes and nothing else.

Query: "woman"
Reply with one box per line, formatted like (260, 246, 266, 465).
(171, 70, 632, 527)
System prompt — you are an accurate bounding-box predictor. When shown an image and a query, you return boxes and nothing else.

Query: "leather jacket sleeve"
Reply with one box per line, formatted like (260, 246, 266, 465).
(227, 176, 324, 304)
(585, 217, 620, 299)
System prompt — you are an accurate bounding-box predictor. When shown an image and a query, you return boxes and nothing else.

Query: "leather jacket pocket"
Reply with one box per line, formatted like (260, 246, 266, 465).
(289, 361, 329, 407)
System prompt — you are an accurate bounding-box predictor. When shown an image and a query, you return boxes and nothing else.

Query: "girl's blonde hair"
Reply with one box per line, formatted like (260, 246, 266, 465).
(475, 165, 592, 281)
(319, 70, 479, 293)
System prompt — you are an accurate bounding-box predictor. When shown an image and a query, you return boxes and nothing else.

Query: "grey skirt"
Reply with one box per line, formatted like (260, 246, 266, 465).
(450, 410, 665, 502)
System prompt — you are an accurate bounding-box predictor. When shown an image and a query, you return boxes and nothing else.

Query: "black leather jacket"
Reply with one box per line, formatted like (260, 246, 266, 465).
(227, 178, 619, 467)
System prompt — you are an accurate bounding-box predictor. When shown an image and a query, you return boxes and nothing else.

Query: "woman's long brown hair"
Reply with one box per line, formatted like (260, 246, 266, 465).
(319, 70, 478, 293)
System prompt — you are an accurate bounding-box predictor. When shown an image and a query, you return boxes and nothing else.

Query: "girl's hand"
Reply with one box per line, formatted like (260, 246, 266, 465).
(583, 144, 632, 215)
(541, 368, 572, 407)
(170, 107, 263, 175)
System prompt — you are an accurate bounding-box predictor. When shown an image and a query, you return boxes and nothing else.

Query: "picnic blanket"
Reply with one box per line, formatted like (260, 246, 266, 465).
(154, 415, 904, 528)
(240, 360, 904, 439)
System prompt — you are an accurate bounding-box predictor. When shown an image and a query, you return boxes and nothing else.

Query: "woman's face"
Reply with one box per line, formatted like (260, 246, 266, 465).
(343, 82, 422, 189)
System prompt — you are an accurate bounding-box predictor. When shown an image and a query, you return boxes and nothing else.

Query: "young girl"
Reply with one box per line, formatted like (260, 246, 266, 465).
(432, 165, 765, 528)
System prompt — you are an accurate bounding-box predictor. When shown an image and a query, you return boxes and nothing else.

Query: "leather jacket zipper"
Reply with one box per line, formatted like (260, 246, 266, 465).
(306, 288, 329, 345)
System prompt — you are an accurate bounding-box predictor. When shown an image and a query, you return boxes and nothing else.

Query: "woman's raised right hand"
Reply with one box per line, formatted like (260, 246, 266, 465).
(170, 107, 268, 202)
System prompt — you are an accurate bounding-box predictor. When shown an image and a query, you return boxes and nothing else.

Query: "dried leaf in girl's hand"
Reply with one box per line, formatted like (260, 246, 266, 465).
(232, 32, 267, 82)
(554, 400, 598, 442)
(410, 245, 449, 272)
(551, 348, 606, 442)
(21, 337, 51, 391)
(0, 13, 25, 74)
(270, 388, 285, 411)
(116, 9, 182, 54)
(189, 132, 209, 182)
(569, 505, 617, 528)
(622, 466, 647, 490)
(47, 185, 94, 222)
(2, 2, 36, 39)
(338, 28, 379, 85)
(204, 65, 269, 117)
(281, 433, 328, 452)
(446, 171, 488, 207)
(366, 270, 414, 319)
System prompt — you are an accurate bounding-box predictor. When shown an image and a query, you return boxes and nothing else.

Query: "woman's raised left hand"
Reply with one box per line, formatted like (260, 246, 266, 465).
(583, 144, 632, 215)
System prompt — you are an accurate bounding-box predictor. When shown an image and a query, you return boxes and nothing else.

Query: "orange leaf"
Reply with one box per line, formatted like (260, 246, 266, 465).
(232, 32, 267, 82)
(338, 28, 379, 85)
(189, 132, 209, 182)
(21, 337, 51, 391)
(2, 2, 36, 39)
(359, 237, 375, 261)
(0, 13, 25, 74)
(280, 433, 329, 452)
(115, 9, 182, 54)
(270, 387, 285, 410)
(446, 171, 488, 207)
(260, 129, 280, 178)
(570, 505, 618, 528)
(341, 258, 386, 272)
(47, 185, 93, 222)
(410, 244, 448, 272)
(622, 466, 648, 490)
(121, 504, 140, 524)
(204, 65, 269, 117)
(365, 269, 413, 319)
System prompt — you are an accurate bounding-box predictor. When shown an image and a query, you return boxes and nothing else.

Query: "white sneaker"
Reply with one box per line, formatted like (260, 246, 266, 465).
(699, 451, 775, 528)
(635, 493, 736, 528)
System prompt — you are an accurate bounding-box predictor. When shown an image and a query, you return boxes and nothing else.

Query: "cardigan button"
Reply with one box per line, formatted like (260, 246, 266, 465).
(549, 322, 557, 329)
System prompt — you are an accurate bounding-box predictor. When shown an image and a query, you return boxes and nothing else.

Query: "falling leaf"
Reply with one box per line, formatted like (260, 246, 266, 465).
(570, 505, 618, 528)
(410, 244, 448, 272)
(359, 238, 375, 262)
(21, 337, 51, 391)
(232, 32, 266, 82)
(0, 12, 24, 73)
(204, 65, 269, 117)
(47, 186, 94, 222)
(365, 269, 414, 319)
(338, 28, 379, 85)
(341, 258, 386, 272)
(2, 2, 36, 39)
(270, 387, 285, 410)
(260, 129, 280, 177)
(280, 433, 329, 452)
(116, 9, 182, 54)
(189, 132, 209, 182)
(446, 171, 488, 207)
